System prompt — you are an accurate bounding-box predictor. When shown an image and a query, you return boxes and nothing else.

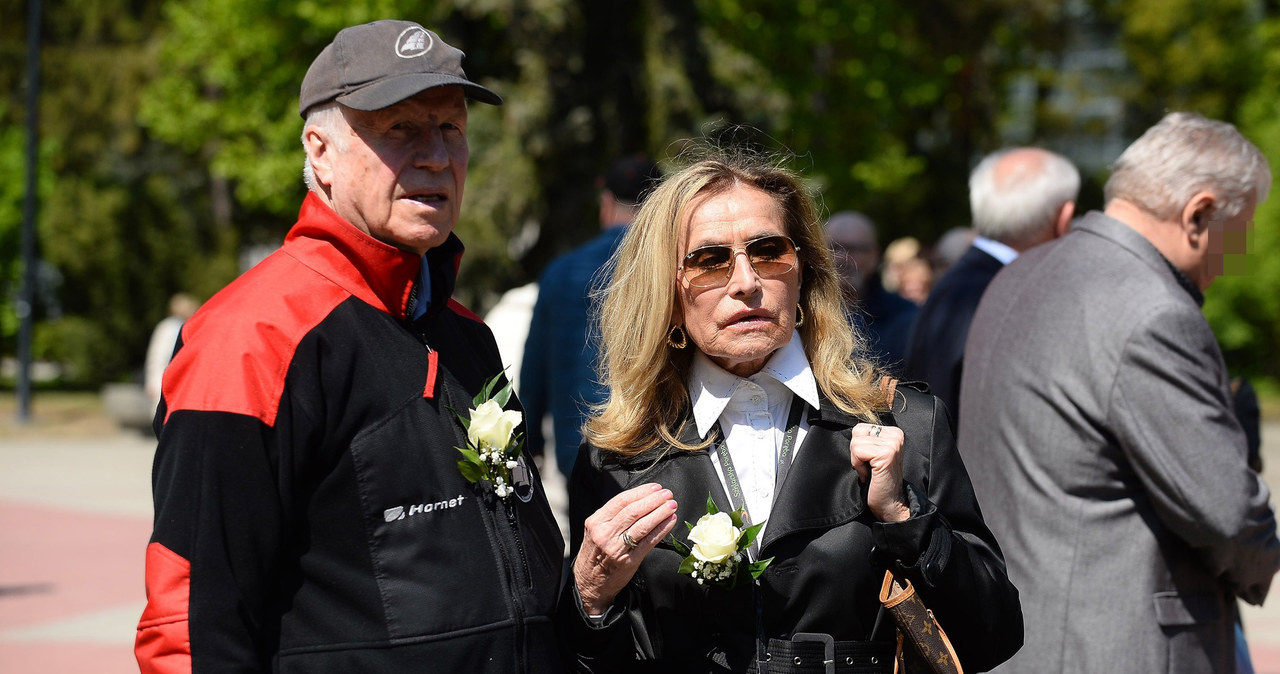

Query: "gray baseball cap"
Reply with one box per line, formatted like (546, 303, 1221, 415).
(299, 20, 502, 117)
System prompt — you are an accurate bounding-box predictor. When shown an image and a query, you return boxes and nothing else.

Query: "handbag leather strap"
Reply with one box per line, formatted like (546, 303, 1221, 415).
(879, 375, 898, 411)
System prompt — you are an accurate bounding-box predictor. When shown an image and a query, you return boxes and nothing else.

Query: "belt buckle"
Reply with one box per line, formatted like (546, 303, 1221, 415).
(791, 632, 835, 674)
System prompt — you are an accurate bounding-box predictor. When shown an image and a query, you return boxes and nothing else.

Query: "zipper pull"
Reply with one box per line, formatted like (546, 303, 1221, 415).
(505, 496, 518, 524)
(405, 283, 419, 321)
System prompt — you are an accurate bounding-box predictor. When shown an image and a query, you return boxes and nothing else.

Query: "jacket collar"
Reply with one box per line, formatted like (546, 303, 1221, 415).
(631, 389, 867, 555)
(284, 192, 465, 320)
(972, 236, 1018, 264)
(1075, 210, 1205, 306)
(687, 331, 821, 438)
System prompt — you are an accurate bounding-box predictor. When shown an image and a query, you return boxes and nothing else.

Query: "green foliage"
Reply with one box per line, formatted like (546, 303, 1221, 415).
(135, 0, 581, 309)
(140, 0, 413, 215)
(4, 0, 1280, 389)
(691, 0, 1068, 240)
(1203, 14, 1280, 384)
(33, 316, 124, 385)
(0, 105, 56, 348)
(1, 0, 245, 387)
(1108, 0, 1261, 123)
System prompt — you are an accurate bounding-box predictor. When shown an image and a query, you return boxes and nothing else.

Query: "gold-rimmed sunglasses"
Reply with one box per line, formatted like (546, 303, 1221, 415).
(678, 235, 801, 288)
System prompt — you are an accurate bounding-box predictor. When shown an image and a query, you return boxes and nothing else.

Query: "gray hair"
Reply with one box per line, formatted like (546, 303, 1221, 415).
(1104, 111, 1270, 223)
(969, 147, 1080, 245)
(301, 102, 347, 192)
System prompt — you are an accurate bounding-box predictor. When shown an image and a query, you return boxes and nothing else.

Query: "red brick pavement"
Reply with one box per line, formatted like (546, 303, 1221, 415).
(0, 498, 150, 674)
(3, 418, 1280, 673)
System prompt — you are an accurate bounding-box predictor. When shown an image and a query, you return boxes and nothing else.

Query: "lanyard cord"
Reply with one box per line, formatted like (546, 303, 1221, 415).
(716, 396, 806, 674)
(713, 397, 807, 559)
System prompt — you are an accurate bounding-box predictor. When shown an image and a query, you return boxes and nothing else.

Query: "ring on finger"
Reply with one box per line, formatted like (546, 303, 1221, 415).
(620, 530, 640, 550)
(870, 425, 882, 437)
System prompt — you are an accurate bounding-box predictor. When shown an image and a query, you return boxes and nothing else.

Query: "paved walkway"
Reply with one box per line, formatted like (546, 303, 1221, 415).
(0, 430, 154, 674)
(2, 401, 1279, 672)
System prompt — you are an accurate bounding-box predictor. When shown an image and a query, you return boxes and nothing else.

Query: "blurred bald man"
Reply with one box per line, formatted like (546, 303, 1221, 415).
(903, 147, 1078, 429)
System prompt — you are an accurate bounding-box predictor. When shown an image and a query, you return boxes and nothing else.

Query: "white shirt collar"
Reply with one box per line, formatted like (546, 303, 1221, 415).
(688, 331, 820, 438)
(972, 236, 1018, 265)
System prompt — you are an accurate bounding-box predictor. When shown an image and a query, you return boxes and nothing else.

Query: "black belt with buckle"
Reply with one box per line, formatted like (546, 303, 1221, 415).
(756, 633, 895, 674)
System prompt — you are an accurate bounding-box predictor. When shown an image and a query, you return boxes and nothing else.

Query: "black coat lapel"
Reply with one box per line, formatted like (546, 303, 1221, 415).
(610, 421, 734, 552)
(611, 398, 871, 554)
(762, 396, 867, 550)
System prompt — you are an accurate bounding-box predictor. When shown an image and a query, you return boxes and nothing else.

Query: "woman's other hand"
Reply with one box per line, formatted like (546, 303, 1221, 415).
(850, 423, 911, 523)
(574, 483, 679, 615)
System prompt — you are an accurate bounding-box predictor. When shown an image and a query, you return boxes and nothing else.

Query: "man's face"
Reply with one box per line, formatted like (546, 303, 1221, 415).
(316, 87, 469, 255)
(825, 216, 879, 295)
(1192, 198, 1257, 290)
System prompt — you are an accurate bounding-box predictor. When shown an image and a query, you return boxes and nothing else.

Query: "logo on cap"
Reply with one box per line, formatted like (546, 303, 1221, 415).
(396, 26, 434, 59)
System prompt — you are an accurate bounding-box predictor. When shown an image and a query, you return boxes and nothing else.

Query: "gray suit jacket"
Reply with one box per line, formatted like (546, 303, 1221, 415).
(959, 212, 1280, 673)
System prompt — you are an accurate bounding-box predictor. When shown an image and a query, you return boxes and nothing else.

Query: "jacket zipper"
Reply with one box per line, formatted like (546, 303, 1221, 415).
(505, 498, 529, 672)
(412, 310, 531, 672)
(505, 498, 532, 590)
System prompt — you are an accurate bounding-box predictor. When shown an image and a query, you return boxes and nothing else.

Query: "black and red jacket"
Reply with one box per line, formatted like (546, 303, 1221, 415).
(136, 194, 566, 673)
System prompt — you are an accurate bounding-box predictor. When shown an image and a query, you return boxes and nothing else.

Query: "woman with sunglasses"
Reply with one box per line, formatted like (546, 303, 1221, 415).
(561, 147, 1023, 673)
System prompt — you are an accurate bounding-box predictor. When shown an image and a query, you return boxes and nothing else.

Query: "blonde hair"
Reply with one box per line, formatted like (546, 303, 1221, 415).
(584, 147, 885, 457)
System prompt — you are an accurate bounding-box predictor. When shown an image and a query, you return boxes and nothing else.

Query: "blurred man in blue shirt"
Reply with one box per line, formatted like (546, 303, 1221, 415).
(521, 155, 661, 478)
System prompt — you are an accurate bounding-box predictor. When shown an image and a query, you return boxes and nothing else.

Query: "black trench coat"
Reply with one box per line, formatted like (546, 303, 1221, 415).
(561, 384, 1023, 673)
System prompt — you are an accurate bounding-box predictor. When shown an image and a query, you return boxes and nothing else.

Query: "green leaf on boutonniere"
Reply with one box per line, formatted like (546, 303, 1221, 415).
(739, 520, 766, 550)
(492, 381, 513, 408)
(457, 458, 484, 483)
(747, 558, 773, 580)
(471, 373, 513, 410)
(667, 532, 692, 557)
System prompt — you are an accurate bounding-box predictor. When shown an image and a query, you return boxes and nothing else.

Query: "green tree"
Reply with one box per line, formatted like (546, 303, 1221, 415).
(133, 0, 1076, 310)
(3, 0, 229, 386)
(7, 0, 1279, 389)
(1204, 13, 1280, 385)
(690, 0, 1071, 241)
(1107, 0, 1262, 127)
(0, 105, 54, 346)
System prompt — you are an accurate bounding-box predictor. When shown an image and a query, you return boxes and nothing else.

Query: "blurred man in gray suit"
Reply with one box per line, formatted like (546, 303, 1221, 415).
(961, 112, 1280, 673)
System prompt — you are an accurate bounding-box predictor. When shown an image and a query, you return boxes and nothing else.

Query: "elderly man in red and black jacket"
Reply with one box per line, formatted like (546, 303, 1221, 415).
(135, 20, 566, 674)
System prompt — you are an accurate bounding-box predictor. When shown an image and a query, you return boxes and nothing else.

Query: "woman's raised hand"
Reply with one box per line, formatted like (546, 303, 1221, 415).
(573, 484, 678, 615)
(850, 423, 911, 523)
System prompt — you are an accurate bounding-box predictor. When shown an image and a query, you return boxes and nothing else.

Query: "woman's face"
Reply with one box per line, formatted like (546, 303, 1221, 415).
(674, 183, 802, 377)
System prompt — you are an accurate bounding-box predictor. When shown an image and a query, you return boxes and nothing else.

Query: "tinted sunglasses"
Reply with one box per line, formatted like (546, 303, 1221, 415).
(679, 235, 801, 288)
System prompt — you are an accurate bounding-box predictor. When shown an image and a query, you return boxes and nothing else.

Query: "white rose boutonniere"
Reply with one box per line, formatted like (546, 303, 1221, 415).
(453, 373, 524, 500)
(668, 494, 772, 588)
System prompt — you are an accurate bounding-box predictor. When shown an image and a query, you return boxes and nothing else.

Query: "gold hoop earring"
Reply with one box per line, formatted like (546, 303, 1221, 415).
(795, 304, 805, 328)
(667, 325, 688, 349)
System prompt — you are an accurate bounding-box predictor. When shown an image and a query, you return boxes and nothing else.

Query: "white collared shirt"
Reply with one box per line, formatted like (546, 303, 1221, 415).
(972, 236, 1018, 265)
(688, 331, 821, 544)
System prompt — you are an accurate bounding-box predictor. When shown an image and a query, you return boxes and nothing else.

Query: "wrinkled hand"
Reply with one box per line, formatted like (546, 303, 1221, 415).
(574, 484, 679, 615)
(850, 423, 911, 523)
